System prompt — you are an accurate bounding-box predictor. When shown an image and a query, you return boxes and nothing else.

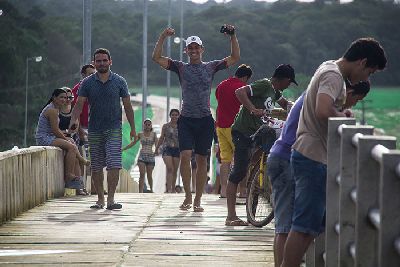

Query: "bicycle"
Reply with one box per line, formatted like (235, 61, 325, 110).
(246, 109, 286, 227)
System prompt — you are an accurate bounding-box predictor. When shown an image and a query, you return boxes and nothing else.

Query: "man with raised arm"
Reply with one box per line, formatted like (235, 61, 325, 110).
(152, 25, 240, 212)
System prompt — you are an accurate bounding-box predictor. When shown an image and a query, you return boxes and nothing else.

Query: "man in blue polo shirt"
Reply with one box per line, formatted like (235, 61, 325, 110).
(70, 48, 136, 210)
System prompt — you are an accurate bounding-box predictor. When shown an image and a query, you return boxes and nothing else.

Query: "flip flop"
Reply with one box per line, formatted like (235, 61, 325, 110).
(179, 203, 192, 211)
(225, 218, 249, 226)
(219, 196, 226, 199)
(90, 203, 104, 209)
(106, 202, 122, 210)
(193, 205, 204, 212)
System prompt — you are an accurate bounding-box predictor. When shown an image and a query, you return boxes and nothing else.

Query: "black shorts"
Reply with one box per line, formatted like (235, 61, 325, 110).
(163, 146, 180, 158)
(177, 115, 214, 156)
(229, 130, 254, 184)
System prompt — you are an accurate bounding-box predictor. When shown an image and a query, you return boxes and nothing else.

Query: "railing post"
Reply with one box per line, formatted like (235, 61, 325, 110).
(306, 240, 315, 267)
(325, 117, 355, 267)
(354, 135, 396, 267)
(338, 125, 374, 267)
(315, 234, 325, 267)
(379, 151, 400, 267)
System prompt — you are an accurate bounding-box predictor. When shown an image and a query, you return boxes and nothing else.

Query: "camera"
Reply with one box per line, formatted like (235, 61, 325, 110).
(220, 25, 235, 35)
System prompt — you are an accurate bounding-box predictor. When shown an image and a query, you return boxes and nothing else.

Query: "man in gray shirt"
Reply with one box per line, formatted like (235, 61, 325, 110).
(152, 25, 240, 212)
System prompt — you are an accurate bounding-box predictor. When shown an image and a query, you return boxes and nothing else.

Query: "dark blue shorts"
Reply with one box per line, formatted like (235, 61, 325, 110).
(163, 146, 180, 158)
(177, 115, 214, 156)
(291, 150, 327, 236)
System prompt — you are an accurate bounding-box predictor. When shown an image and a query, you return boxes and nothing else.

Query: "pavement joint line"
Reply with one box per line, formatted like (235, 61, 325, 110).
(116, 195, 164, 266)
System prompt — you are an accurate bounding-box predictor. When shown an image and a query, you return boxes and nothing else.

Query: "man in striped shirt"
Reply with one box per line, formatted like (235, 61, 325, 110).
(70, 48, 136, 210)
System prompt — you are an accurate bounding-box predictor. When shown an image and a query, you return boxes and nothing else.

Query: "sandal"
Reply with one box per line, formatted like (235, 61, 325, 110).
(106, 202, 122, 210)
(179, 203, 192, 211)
(225, 218, 249, 226)
(90, 203, 104, 209)
(193, 205, 204, 212)
(76, 189, 89, 196)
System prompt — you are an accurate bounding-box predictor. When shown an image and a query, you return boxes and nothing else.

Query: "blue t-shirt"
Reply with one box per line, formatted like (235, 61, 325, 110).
(269, 93, 305, 160)
(168, 59, 227, 118)
(79, 71, 129, 132)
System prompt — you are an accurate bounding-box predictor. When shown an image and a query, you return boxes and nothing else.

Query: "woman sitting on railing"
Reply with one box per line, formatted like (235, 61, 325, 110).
(35, 88, 90, 190)
(58, 87, 89, 195)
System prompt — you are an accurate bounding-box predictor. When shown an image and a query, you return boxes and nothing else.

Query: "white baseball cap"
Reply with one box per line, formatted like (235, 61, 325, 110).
(185, 36, 202, 47)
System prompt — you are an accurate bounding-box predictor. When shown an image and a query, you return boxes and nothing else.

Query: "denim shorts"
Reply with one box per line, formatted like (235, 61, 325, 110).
(291, 150, 327, 236)
(267, 153, 294, 234)
(162, 146, 180, 158)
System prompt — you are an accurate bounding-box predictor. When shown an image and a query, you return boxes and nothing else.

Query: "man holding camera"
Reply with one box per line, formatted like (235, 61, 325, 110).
(152, 24, 240, 212)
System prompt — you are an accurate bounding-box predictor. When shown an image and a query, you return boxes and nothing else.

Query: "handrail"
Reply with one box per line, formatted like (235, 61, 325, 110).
(396, 163, 400, 178)
(336, 174, 341, 185)
(350, 242, 356, 260)
(335, 222, 340, 235)
(368, 208, 380, 230)
(350, 188, 357, 204)
(371, 144, 389, 162)
(351, 133, 363, 147)
(395, 237, 400, 256)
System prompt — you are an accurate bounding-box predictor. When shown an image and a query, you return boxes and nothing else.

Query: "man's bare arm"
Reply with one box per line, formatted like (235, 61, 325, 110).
(122, 96, 136, 140)
(69, 96, 86, 130)
(152, 28, 175, 69)
(316, 93, 347, 120)
(222, 25, 240, 67)
(235, 86, 264, 117)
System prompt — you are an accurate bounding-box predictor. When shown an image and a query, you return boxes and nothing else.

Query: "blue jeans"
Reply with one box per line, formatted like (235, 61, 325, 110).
(291, 150, 326, 236)
(267, 153, 294, 234)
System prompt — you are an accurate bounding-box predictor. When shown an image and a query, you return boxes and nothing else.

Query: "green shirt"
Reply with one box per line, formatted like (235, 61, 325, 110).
(231, 78, 282, 136)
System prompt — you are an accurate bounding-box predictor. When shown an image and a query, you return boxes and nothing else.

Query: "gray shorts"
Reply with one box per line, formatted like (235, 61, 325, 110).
(267, 153, 295, 234)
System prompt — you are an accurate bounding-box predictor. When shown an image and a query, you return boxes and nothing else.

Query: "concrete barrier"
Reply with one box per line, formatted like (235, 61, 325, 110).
(305, 118, 400, 267)
(0, 146, 137, 225)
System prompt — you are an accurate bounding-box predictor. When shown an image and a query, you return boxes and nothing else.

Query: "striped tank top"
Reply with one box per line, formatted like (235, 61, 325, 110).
(35, 103, 58, 139)
(138, 132, 157, 163)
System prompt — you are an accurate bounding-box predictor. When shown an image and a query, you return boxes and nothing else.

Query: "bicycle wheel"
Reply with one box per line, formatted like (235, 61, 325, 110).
(246, 157, 274, 227)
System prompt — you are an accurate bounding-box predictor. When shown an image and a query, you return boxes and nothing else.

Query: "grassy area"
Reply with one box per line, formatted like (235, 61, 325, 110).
(121, 108, 153, 170)
(352, 87, 400, 146)
(141, 85, 400, 138)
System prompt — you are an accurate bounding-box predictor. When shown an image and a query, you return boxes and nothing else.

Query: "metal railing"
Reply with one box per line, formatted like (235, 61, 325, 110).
(305, 117, 400, 267)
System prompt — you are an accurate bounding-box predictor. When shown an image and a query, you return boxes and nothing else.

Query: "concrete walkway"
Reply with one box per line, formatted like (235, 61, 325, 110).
(0, 194, 275, 266)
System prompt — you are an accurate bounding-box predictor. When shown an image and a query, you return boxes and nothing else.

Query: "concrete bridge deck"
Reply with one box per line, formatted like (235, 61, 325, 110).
(0, 193, 275, 266)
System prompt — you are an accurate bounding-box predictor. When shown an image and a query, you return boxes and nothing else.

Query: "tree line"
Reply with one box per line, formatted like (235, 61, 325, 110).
(0, 0, 399, 150)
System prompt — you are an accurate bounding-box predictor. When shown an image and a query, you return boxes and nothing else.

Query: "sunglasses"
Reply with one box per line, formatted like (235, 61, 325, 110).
(67, 96, 74, 100)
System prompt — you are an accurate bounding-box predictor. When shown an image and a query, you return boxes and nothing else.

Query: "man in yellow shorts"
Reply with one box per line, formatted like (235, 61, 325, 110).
(215, 64, 252, 198)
